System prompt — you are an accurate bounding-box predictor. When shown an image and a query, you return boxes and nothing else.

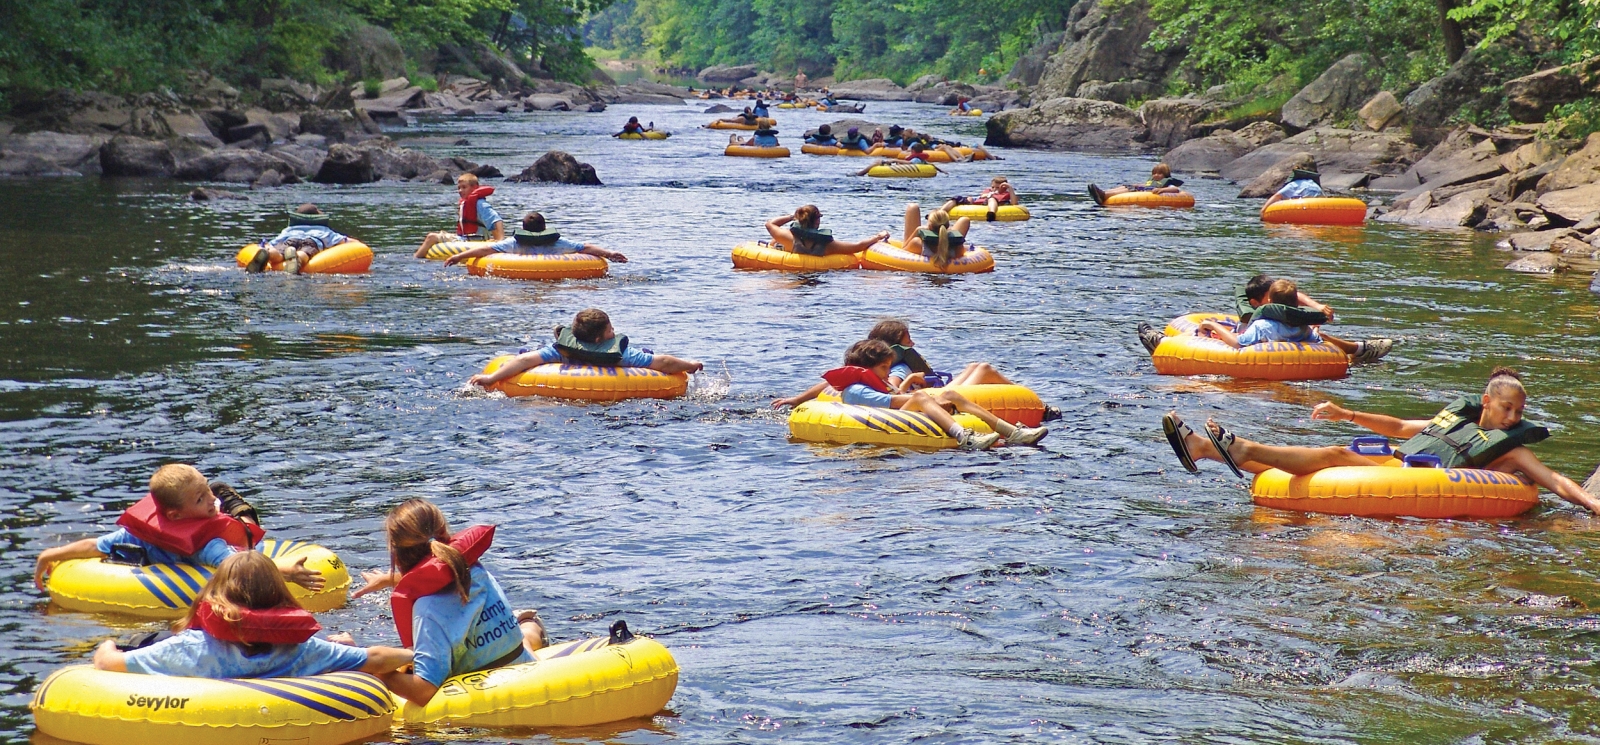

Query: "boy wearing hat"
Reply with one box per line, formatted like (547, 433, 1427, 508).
(245, 204, 349, 274)
(1261, 167, 1324, 213)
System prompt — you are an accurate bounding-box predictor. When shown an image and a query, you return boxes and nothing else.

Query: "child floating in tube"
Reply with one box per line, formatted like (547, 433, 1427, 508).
(243, 203, 350, 274)
(1260, 167, 1325, 214)
(466, 308, 703, 390)
(414, 173, 505, 258)
(764, 205, 888, 257)
(1134, 274, 1393, 363)
(441, 212, 627, 266)
(1088, 163, 1184, 206)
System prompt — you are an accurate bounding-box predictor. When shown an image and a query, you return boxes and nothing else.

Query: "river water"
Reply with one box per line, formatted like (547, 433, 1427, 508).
(4, 101, 1600, 744)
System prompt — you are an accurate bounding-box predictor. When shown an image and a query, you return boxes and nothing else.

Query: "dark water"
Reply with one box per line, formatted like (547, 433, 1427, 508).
(4, 101, 1600, 744)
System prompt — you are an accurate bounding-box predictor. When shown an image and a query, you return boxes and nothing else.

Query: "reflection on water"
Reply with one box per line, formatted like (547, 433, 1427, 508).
(2, 101, 1600, 743)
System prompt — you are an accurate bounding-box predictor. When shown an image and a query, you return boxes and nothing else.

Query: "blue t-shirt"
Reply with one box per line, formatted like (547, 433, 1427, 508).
(267, 225, 347, 248)
(490, 237, 586, 256)
(525, 343, 654, 368)
(460, 199, 502, 238)
(1237, 318, 1321, 346)
(123, 629, 368, 678)
(840, 382, 895, 408)
(1275, 179, 1324, 200)
(889, 363, 913, 382)
(752, 133, 779, 147)
(411, 565, 532, 687)
(95, 528, 236, 567)
(805, 135, 837, 146)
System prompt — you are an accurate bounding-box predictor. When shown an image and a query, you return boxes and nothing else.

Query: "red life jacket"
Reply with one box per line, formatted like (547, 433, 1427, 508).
(821, 366, 891, 394)
(193, 602, 321, 645)
(390, 524, 495, 647)
(456, 186, 496, 237)
(116, 495, 265, 558)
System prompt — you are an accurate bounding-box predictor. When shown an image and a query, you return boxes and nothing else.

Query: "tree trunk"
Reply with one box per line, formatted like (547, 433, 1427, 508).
(1436, 0, 1466, 64)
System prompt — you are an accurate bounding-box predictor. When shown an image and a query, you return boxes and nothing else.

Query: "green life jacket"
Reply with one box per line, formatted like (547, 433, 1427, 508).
(791, 226, 833, 256)
(1245, 303, 1330, 327)
(514, 229, 561, 247)
(554, 326, 629, 366)
(1396, 396, 1550, 468)
(917, 228, 964, 250)
(891, 345, 933, 375)
(288, 212, 330, 227)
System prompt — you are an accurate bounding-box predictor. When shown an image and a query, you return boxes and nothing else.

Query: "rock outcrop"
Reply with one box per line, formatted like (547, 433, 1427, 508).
(1006, 32, 1065, 87)
(831, 79, 914, 101)
(1138, 97, 1229, 149)
(1280, 53, 1383, 131)
(1035, 0, 1184, 101)
(1502, 56, 1600, 123)
(507, 151, 600, 185)
(1219, 128, 1417, 184)
(984, 97, 1146, 151)
(1358, 92, 1404, 131)
(100, 135, 176, 177)
(327, 25, 406, 82)
(1236, 152, 1317, 198)
(698, 65, 758, 83)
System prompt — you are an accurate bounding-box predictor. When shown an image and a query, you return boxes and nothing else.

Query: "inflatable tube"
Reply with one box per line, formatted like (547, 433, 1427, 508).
(820, 383, 1044, 427)
(33, 667, 394, 745)
(788, 400, 991, 448)
(949, 109, 983, 116)
(868, 147, 986, 162)
(947, 204, 1031, 222)
(1261, 197, 1368, 226)
(463, 253, 608, 281)
(866, 163, 937, 179)
(706, 121, 758, 130)
(1151, 313, 1348, 380)
(1251, 447, 1539, 519)
(480, 356, 688, 401)
(731, 241, 860, 271)
(234, 241, 373, 274)
(616, 131, 670, 140)
(775, 102, 813, 109)
(861, 241, 994, 274)
(724, 144, 791, 158)
(46, 539, 351, 618)
(394, 633, 678, 728)
(799, 144, 872, 156)
(422, 239, 497, 261)
(1103, 191, 1196, 208)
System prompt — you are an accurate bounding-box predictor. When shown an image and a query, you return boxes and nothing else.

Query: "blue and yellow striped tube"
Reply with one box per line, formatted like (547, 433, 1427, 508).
(46, 539, 350, 618)
(787, 400, 992, 448)
(32, 666, 394, 745)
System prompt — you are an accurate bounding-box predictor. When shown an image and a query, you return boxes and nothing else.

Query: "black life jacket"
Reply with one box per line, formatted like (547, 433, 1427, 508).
(791, 226, 833, 256)
(1396, 396, 1550, 468)
(1243, 303, 1329, 327)
(917, 228, 965, 250)
(513, 229, 561, 247)
(554, 326, 628, 366)
(287, 212, 330, 227)
(891, 345, 933, 375)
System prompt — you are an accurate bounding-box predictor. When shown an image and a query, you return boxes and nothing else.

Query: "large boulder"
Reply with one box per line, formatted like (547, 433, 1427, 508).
(355, 86, 426, 120)
(327, 24, 406, 81)
(1376, 188, 1490, 228)
(1036, 0, 1184, 100)
(984, 97, 1146, 151)
(524, 94, 574, 111)
(1139, 97, 1228, 149)
(312, 143, 378, 184)
(1537, 184, 1600, 224)
(175, 149, 299, 182)
(1502, 56, 1600, 123)
(914, 81, 977, 105)
(1358, 91, 1404, 131)
(1237, 152, 1316, 198)
(299, 109, 371, 144)
(1506, 252, 1566, 273)
(1281, 53, 1382, 131)
(1007, 32, 1065, 87)
(100, 135, 176, 177)
(831, 79, 913, 101)
(1076, 80, 1158, 104)
(698, 65, 758, 83)
(507, 151, 601, 185)
(1538, 132, 1600, 193)
(1164, 122, 1286, 172)
(1220, 128, 1417, 183)
(0, 131, 108, 176)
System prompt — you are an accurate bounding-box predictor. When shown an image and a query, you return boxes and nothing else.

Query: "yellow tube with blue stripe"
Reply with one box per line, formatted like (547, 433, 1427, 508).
(787, 400, 992, 448)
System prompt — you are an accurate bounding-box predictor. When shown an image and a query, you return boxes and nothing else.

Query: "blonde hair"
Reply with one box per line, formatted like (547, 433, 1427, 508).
(1152, 163, 1171, 178)
(456, 173, 480, 188)
(149, 464, 207, 511)
(181, 551, 300, 634)
(926, 209, 956, 268)
(386, 499, 471, 603)
(991, 176, 1008, 188)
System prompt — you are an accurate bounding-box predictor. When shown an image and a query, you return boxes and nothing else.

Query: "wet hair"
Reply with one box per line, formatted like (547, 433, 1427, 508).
(182, 551, 301, 636)
(1267, 279, 1298, 306)
(1485, 367, 1527, 398)
(456, 173, 479, 188)
(1244, 274, 1275, 302)
(794, 204, 822, 229)
(571, 308, 611, 343)
(628, 116, 639, 123)
(844, 339, 894, 368)
(817, 124, 831, 135)
(522, 212, 546, 231)
(910, 142, 926, 152)
(925, 209, 956, 268)
(1152, 163, 1172, 178)
(150, 464, 207, 511)
(385, 498, 471, 604)
(868, 320, 909, 346)
(294, 203, 321, 215)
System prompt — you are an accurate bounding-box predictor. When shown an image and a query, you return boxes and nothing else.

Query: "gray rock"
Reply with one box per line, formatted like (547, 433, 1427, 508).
(299, 110, 365, 144)
(907, 74, 944, 92)
(1403, 46, 1501, 136)
(1537, 184, 1600, 224)
(1500, 140, 1569, 173)
(969, 89, 1024, 113)
(188, 187, 245, 200)
(704, 104, 736, 113)
(831, 79, 913, 101)
(698, 65, 758, 83)
(914, 81, 977, 105)
(226, 123, 270, 145)
(506, 151, 601, 185)
(1165, 133, 1252, 172)
(1505, 229, 1578, 251)
(176, 149, 299, 182)
(1593, 271, 1600, 295)
(328, 24, 406, 81)
(1138, 97, 1227, 149)
(1502, 55, 1600, 123)
(312, 143, 378, 184)
(1368, 171, 1421, 191)
(100, 135, 176, 177)
(1538, 132, 1600, 193)
(1571, 211, 1600, 233)
(1377, 188, 1489, 228)
(588, 102, 608, 113)
(1322, 172, 1370, 191)
(1553, 235, 1593, 254)
(259, 78, 322, 111)
(1076, 80, 1158, 104)
(356, 86, 426, 119)
(253, 169, 284, 188)
(1221, 128, 1417, 183)
(1036, 0, 1185, 100)
(1006, 32, 1065, 87)
(0, 131, 109, 176)
(984, 97, 1146, 151)
(1411, 129, 1496, 183)
(524, 94, 573, 111)
(1359, 91, 1403, 131)
(1506, 252, 1566, 273)
(1281, 53, 1382, 130)
(158, 111, 224, 149)
(1236, 152, 1316, 198)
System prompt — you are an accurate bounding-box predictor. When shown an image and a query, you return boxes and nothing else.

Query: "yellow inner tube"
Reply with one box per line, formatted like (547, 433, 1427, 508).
(866, 163, 937, 179)
(1151, 313, 1348, 381)
(234, 241, 374, 274)
(46, 539, 349, 618)
(396, 634, 678, 728)
(860, 241, 995, 274)
(1103, 191, 1195, 208)
(947, 204, 1031, 222)
(616, 131, 670, 140)
(1251, 455, 1539, 519)
(799, 144, 873, 156)
(949, 109, 983, 116)
(731, 241, 860, 271)
(706, 120, 758, 130)
(481, 356, 688, 401)
(463, 253, 609, 281)
(788, 400, 991, 448)
(33, 667, 394, 745)
(724, 144, 791, 158)
(1261, 197, 1368, 226)
(423, 239, 496, 261)
(819, 383, 1044, 426)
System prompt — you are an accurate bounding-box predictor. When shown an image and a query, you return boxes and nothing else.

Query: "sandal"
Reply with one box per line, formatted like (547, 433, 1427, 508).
(1205, 420, 1245, 478)
(1161, 412, 1200, 474)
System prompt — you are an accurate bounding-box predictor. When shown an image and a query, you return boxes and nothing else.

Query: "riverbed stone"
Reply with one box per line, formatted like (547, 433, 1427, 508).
(507, 151, 601, 185)
(984, 97, 1146, 151)
(1505, 252, 1566, 273)
(704, 104, 735, 114)
(1281, 53, 1383, 130)
(312, 143, 377, 184)
(1165, 133, 1252, 173)
(1139, 97, 1227, 149)
(831, 79, 914, 101)
(698, 64, 758, 83)
(1537, 183, 1600, 224)
(1403, 47, 1495, 134)
(1236, 152, 1316, 198)
(328, 24, 406, 81)
(1359, 91, 1403, 131)
(0, 131, 108, 176)
(1538, 132, 1600, 193)
(1505, 229, 1578, 251)
(1378, 188, 1489, 228)
(524, 94, 573, 111)
(1221, 128, 1416, 183)
(175, 149, 299, 182)
(1502, 55, 1600, 123)
(100, 135, 176, 177)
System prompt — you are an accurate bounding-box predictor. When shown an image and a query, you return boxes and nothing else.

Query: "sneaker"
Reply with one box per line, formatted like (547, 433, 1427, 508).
(1005, 424, 1049, 446)
(957, 429, 1002, 451)
(986, 210, 997, 222)
(1353, 338, 1394, 364)
(245, 246, 271, 273)
(282, 250, 302, 275)
(1041, 405, 1062, 422)
(1138, 322, 1165, 354)
(1088, 183, 1107, 206)
(210, 480, 259, 522)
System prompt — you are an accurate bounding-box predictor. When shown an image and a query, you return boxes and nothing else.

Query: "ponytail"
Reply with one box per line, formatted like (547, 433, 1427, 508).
(387, 498, 473, 601)
(429, 539, 473, 603)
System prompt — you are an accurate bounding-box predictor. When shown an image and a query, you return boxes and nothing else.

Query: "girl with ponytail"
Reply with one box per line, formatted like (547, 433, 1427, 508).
(351, 499, 545, 706)
(902, 203, 971, 269)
